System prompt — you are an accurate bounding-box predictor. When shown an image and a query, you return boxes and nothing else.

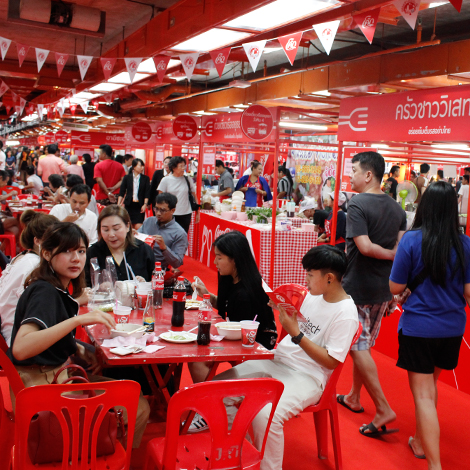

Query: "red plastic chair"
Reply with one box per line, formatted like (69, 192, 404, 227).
(11, 380, 140, 470)
(0, 234, 16, 258)
(0, 347, 24, 470)
(97, 203, 105, 214)
(1, 187, 18, 200)
(144, 378, 284, 470)
(299, 324, 362, 470)
(17, 195, 38, 200)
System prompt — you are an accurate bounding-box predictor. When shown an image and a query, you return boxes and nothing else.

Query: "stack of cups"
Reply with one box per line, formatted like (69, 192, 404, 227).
(114, 306, 132, 324)
(232, 193, 245, 212)
(135, 284, 152, 309)
(240, 320, 260, 347)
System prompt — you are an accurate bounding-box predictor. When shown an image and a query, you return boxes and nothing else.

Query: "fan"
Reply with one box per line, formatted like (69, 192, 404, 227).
(396, 180, 418, 210)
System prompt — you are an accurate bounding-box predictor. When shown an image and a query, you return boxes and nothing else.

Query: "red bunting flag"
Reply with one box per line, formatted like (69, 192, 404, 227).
(18, 97, 26, 116)
(77, 55, 93, 80)
(37, 103, 44, 118)
(0, 80, 9, 98)
(180, 53, 199, 80)
(0, 37, 11, 60)
(16, 44, 30, 67)
(55, 52, 69, 77)
(70, 103, 77, 115)
(91, 99, 100, 109)
(209, 48, 231, 78)
(100, 57, 117, 81)
(124, 57, 142, 83)
(79, 101, 88, 114)
(10, 91, 18, 104)
(353, 8, 381, 44)
(393, 0, 421, 30)
(35, 48, 49, 72)
(278, 32, 302, 66)
(103, 93, 114, 104)
(448, 0, 462, 12)
(153, 55, 171, 84)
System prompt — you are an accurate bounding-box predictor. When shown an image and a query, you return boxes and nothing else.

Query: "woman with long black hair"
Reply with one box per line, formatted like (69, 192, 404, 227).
(390, 181, 470, 468)
(277, 165, 293, 199)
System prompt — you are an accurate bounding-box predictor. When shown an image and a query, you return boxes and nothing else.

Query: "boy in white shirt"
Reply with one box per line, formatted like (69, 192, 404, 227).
(189, 245, 359, 470)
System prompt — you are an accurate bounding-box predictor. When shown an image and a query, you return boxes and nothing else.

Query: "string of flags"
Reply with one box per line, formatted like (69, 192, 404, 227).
(0, 0, 462, 119)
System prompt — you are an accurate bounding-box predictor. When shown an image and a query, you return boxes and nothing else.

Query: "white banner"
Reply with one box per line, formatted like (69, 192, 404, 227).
(242, 40, 267, 72)
(313, 20, 340, 55)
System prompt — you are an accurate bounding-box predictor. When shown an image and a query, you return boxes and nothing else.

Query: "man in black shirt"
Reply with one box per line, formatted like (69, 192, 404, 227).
(385, 165, 400, 200)
(149, 156, 171, 206)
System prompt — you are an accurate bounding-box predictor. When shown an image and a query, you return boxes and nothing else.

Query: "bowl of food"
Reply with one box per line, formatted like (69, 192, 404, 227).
(110, 323, 146, 339)
(215, 322, 242, 340)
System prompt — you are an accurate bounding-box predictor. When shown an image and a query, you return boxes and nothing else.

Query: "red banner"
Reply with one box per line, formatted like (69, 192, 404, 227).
(209, 47, 231, 78)
(173, 115, 198, 141)
(338, 84, 470, 143)
(153, 55, 171, 84)
(353, 8, 381, 44)
(70, 131, 125, 147)
(278, 32, 302, 66)
(100, 57, 117, 81)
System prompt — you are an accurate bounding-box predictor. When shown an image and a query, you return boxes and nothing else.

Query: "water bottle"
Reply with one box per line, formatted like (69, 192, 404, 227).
(287, 199, 295, 218)
(171, 276, 186, 327)
(152, 262, 164, 309)
(143, 291, 155, 332)
(197, 294, 212, 346)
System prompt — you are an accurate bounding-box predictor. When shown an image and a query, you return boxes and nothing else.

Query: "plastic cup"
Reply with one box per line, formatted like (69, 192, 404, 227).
(240, 320, 260, 347)
(114, 306, 132, 323)
(136, 289, 150, 309)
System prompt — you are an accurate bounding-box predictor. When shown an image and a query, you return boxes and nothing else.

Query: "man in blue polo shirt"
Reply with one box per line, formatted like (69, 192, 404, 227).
(138, 192, 188, 269)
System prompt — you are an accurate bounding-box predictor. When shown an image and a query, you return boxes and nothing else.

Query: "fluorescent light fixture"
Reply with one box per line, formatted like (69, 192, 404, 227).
(193, 111, 216, 115)
(89, 82, 125, 92)
(73, 92, 100, 101)
(428, 2, 446, 8)
(229, 79, 251, 88)
(172, 28, 251, 51)
(233, 104, 249, 108)
(431, 144, 469, 149)
(224, 0, 335, 31)
(6, 140, 20, 145)
(279, 121, 328, 131)
(108, 72, 150, 84)
(137, 58, 181, 73)
(312, 90, 331, 96)
(21, 113, 38, 122)
(376, 144, 389, 149)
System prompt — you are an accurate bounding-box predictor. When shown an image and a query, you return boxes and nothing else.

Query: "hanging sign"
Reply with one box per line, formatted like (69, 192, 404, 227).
(278, 32, 302, 66)
(124, 58, 142, 83)
(342, 147, 376, 192)
(16, 44, 30, 67)
(173, 115, 198, 141)
(55, 52, 69, 77)
(313, 20, 340, 55)
(155, 145, 165, 170)
(202, 146, 216, 175)
(70, 131, 125, 146)
(153, 55, 171, 83)
(242, 40, 266, 72)
(338, 83, 470, 142)
(209, 47, 231, 78)
(100, 57, 117, 81)
(77, 55, 93, 80)
(240, 105, 274, 141)
(35, 48, 49, 72)
(393, 0, 421, 30)
(353, 8, 381, 44)
(45, 132, 55, 144)
(0, 37, 11, 60)
(131, 121, 152, 142)
(55, 129, 68, 143)
(180, 53, 199, 81)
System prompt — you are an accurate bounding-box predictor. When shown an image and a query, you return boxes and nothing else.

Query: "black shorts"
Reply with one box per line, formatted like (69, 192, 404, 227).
(396, 329, 462, 374)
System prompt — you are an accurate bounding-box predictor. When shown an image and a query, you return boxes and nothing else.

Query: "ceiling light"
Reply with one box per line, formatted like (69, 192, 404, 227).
(224, 0, 336, 31)
(193, 111, 216, 115)
(6, 140, 20, 145)
(313, 90, 331, 96)
(428, 2, 446, 8)
(108, 72, 150, 84)
(172, 28, 251, 51)
(72, 92, 100, 101)
(279, 121, 328, 131)
(89, 83, 125, 92)
(233, 104, 249, 108)
(431, 144, 469, 150)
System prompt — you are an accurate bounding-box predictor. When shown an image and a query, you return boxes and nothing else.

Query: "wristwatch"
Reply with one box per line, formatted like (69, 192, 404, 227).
(291, 332, 304, 345)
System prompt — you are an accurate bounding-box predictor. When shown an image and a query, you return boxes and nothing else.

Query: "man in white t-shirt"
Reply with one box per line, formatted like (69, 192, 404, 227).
(50, 184, 98, 245)
(189, 245, 359, 470)
(0, 141, 5, 170)
(458, 174, 469, 226)
(23, 165, 44, 196)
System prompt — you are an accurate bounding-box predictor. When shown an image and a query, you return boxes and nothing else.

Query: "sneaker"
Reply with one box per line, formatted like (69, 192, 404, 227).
(187, 413, 209, 433)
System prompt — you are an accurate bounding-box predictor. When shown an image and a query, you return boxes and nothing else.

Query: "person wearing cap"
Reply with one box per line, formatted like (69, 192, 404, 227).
(297, 198, 316, 220)
(318, 192, 347, 250)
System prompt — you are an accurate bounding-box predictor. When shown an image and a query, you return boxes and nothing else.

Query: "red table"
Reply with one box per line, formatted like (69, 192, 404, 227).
(84, 299, 274, 406)
(8, 203, 52, 218)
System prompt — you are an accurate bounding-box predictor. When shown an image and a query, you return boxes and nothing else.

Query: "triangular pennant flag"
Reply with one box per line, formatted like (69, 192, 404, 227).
(14, 105, 21, 116)
(16, 97, 26, 116)
(16, 44, 30, 67)
(5, 104, 11, 114)
(100, 57, 117, 81)
(393, 0, 421, 30)
(10, 91, 18, 104)
(0, 80, 9, 98)
(209, 48, 231, 78)
(180, 53, 199, 80)
(242, 40, 267, 72)
(70, 103, 76, 115)
(57, 102, 65, 118)
(37, 103, 44, 118)
(278, 32, 303, 66)
(77, 55, 93, 81)
(124, 57, 142, 83)
(448, 0, 462, 12)
(55, 52, 69, 77)
(153, 55, 171, 84)
(313, 20, 340, 55)
(353, 8, 381, 44)
(35, 48, 49, 72)
(0, 37, 11, 60)
(79, 101, 89, 114)
(103, 93, 114, 104)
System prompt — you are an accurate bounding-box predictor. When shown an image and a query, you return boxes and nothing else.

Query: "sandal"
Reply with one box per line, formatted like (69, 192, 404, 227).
(359, 422, 399, 437)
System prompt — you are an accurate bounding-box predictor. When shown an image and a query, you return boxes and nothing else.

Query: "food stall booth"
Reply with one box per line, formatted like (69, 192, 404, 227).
(332, 84, 470, 395)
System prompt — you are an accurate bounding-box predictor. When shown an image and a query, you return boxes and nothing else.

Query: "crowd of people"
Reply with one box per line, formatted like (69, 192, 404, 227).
(0, 144, 468, 470)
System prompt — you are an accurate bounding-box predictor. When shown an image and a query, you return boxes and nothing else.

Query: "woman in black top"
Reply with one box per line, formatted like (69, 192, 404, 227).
(85, 204, 154, 287)
(118, 158, 150, 229)
(81, 153, 96, 190)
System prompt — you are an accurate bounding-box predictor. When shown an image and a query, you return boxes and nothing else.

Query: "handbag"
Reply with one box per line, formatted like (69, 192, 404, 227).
(185, 176, 200, 212)
(387, 267, 427, 316)
(27, 364, 123, 464)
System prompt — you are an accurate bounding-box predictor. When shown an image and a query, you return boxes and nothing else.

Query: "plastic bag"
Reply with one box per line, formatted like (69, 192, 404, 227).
(89, 257, 116, 311)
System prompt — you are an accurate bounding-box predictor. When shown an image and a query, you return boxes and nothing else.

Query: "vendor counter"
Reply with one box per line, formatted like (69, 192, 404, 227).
(198, 212, 317, 289)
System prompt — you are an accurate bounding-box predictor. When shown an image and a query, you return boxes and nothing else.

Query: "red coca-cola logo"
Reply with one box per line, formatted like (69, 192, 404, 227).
(57, 55, 66, 65)
(184, 57, 194, 68)
(249, 46, 260, 59)
(402, 0, 417, 15)
(103, 60, 113, 71)
(18, 47, 26, 56)
(322, 28, 332, 38)
(285, 38, 297, 51)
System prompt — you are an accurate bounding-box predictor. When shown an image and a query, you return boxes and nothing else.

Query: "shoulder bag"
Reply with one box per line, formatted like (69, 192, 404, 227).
(386, 267, 427, 316)
(184, 176, 200, 211)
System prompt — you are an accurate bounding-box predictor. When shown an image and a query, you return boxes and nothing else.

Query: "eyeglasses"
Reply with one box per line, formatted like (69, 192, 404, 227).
(155, 207, 171, 214)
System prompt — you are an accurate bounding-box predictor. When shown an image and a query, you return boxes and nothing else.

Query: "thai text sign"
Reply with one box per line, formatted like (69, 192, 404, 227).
(338, 84, 470, 142)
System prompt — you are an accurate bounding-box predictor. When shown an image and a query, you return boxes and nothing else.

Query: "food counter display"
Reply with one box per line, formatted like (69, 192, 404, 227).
(198, 212, 317, 289)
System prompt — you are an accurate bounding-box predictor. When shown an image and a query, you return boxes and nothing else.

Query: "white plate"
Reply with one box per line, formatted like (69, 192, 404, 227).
(159, 332, 197, 343)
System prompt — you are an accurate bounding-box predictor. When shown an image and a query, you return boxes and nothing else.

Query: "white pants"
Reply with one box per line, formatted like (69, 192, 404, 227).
(215, 360, 322, 470)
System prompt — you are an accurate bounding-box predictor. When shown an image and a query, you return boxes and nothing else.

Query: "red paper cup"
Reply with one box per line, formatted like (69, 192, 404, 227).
(136, 290, 150, 309)
(240, 320, 259, 347)
(114, 306, 132, 324)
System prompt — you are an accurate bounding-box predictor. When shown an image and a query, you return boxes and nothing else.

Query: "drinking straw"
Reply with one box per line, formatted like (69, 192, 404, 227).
(253, 315, 258, 323)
